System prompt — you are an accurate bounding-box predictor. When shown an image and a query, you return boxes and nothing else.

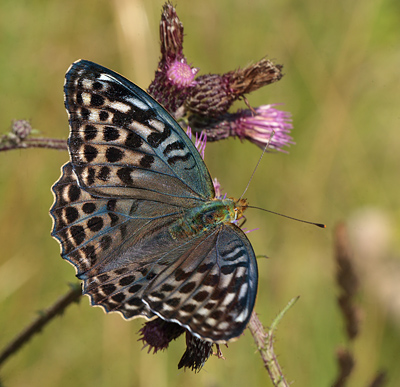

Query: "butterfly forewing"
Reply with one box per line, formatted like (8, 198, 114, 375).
(64, 60, 214, 207)
(51, 60, 258, 344)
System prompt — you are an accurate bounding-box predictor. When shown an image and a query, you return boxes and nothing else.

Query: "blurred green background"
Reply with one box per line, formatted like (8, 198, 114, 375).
(1, 0, 399, 386)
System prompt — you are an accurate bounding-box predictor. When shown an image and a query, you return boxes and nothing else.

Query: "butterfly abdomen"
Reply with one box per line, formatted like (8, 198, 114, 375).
(169, 199, 236, 240)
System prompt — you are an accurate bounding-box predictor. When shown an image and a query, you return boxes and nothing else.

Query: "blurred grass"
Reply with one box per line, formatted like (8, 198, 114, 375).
(0, 0, 399, 386)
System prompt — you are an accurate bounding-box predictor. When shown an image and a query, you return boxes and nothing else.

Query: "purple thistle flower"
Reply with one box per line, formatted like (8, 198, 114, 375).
(1, 119, 33, 149)
(186, 126, 207, 159)
(233, 105, 294, 151)
(147, 3, 286, 141)
(186, 59, 283, 118)
(193, 130, 207, 159)
(186, 73, 233, 117)
(166, 60, 198, 89)
(189, 104, 294, 152)
(138, 318, 185, 354)
(12, 120, 32, 140)
(177, 332, 214, 372)
(147, 4, 197, 116)
(133, 1, 291, 372)
(213, 178, 222, 198)
(139, 318, 223, 372)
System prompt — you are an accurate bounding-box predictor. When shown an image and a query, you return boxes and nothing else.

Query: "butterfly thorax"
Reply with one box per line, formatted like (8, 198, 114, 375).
(169, 197, 248, 240)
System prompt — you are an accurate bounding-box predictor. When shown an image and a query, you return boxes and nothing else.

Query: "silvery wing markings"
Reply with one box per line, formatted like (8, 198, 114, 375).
(50, 60, 258, 343)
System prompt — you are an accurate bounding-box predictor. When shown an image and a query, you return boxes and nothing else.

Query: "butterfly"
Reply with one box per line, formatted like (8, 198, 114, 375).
(50, 60, 258, 343)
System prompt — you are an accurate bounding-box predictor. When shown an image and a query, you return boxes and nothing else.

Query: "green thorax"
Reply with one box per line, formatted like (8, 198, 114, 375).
(169, 198, 240, 240)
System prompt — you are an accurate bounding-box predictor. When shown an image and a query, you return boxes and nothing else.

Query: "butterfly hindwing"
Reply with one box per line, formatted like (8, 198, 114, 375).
(51, 162, 184, 319)
(142, 223, 257, 342)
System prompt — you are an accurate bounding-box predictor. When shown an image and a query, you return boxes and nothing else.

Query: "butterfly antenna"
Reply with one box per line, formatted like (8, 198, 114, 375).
(236, 130, 325, 229)
(247, 206, 326, 228)
(238, 130, 275, 202)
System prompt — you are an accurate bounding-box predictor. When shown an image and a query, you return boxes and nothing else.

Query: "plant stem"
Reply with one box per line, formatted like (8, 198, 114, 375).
(0, 284, 81, 368)
(248, 298, 299, 387)
(0, 137, 67, 152)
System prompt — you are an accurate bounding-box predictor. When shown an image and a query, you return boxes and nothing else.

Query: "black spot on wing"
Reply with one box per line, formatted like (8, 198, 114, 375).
(160, 283, 174, 292)
(179, 282, 196, 294)
(84, 145, 98, 162)
(111, 293, 125, 303)
(163, 140, 185, 156)
(106, 147, 124, 162)
(70, 225, 85, 245)
(125, 132, 142, 149)
(87, 217, 103, 232)
(76, 93, 83, 105)
(102, 284, 116, 295)
(106, 199, 117, 211)
(147, 125, 171, 148)
(128, 284, 142, 294)
(202, 274, 219, 287)
(99, 111, 109, 121)
(84, 125, 97, 140)
(108, 213, 119, 227)
(167, 152, 192, 166)
(166, 298, 180, 307)
(193, 291, 209, 302)
(80, 107, 90, 120)
(65, 207, 79, 223)
(91, 94, 105, 107)
(104, 127, 120, 141)
(98, 166, 111, 181)
(93, 81, 103, 90)
(105, 82, 133, 101)
(68, 185, 81, 202)
(127, 298, 142, 306)
(82, 203, 96, 214)
(181, 304, 196, 312)
(140, 155, 154, 168)
(119, 275, 136, 287)
(112, 111, 133, 127)
(100, 235, 112, 251)
(86, 168, 96, 185)
(117, 167, 133, 185)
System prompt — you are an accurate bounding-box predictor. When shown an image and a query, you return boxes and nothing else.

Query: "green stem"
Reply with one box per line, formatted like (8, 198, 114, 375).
(248, 297, 299, 386)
